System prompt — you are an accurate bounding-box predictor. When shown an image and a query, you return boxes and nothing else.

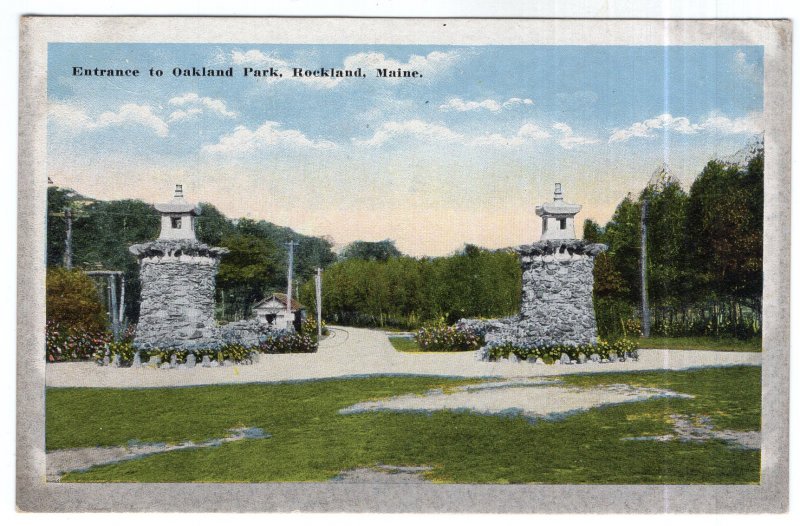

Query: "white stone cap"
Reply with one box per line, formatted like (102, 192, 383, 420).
(535, 202, 582, 216)
(155, 184, 201, 214)
(535, 182, 581, 217)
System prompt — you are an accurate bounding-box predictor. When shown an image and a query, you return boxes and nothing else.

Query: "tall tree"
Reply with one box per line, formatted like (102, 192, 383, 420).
(601, 195, 641, 305)
(340, 239, 402, 262)
(582, 219, 604, 243)
(216, 234, 282, 318)
(642, 180, 690, 309)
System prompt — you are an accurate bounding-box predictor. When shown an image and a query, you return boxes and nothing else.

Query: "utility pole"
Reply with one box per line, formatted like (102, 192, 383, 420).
(285, 240, 299, 330)
(118, 274, 126, 329)
(315, 267, 323, 342)
(640, 198, 651, 338)
(64, 207, 73, 269)
(108, 273, 120, 341)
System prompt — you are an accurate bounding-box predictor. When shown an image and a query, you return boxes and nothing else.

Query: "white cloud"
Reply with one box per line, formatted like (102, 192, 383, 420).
(552, 122, 599, 149)
(354, 119, 463, 147)
(168, 108, 202, 123)
(470, 123, 551, 147)
(439, 97, 533, 112)
(231, 49, 288, 69)
(733, 50, 761, 83)
(609, 112, 763, 143)
(203, 121, 336, 153)
(355, 119, 552, 148)
(168, 92, 237, 119)
(49, 102, 169, 137)
(698, 112, 763, 135)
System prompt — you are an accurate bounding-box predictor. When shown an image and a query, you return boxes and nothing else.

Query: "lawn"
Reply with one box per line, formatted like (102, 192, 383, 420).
(636, 336, 761, 352)
(47, 366, 761, 484)
(388, 336, 419, 352)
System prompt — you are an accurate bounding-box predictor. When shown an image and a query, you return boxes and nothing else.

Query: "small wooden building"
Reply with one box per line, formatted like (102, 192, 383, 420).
(252, 293, 307, 331)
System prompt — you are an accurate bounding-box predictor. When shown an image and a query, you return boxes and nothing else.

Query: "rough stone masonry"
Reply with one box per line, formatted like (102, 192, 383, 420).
(129, 239, 228, 350)
(129, 185, 273, 351)
(460, 184, 607, 348)
(513, 239, 607, 346)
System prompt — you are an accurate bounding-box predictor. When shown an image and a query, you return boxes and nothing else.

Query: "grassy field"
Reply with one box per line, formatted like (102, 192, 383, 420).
(47, 366, 761, 484)
(388, 336, 419, 352)
(636, 336, 761, 352)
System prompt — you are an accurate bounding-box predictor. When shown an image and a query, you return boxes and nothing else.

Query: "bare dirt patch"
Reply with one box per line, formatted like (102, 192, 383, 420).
(622, 414, 760, 449)
(47, 427, 269, 482)
(339, 378, 691, 421)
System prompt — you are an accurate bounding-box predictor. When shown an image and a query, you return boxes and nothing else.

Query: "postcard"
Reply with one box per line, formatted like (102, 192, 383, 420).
(17, 17, 790, 512)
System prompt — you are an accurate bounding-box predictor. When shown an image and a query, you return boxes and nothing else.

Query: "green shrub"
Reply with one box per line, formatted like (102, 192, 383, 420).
(47, 268, 108, 334)
(485, 338, 638, 362)
(218, 343, 252, 362)
(299, 317, 328, 342)
(95, 340, 137, 365)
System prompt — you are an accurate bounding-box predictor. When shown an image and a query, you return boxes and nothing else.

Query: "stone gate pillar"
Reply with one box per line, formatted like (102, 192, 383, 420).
(129, 185, 229, 350)
(514, 240, 606, 346)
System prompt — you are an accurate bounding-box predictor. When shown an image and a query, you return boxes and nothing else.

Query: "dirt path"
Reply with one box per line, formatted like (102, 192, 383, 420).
(46, 326, 762, 388)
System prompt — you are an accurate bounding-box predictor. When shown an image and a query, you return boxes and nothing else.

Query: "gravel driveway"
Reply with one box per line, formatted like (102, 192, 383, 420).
(45, 326, 762, 388)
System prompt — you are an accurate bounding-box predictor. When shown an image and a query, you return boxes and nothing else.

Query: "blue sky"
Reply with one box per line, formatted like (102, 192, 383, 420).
(48, 44, 763, 256)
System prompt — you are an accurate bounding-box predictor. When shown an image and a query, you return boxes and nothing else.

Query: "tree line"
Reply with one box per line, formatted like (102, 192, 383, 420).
(300, 148, 763, 340)
(587, 149, 763, 339)
(299, 244, 521, 329)
(47, 144, 762, 340)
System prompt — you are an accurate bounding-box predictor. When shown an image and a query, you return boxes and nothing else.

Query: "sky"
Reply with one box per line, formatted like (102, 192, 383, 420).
(47, 44, 764, 256)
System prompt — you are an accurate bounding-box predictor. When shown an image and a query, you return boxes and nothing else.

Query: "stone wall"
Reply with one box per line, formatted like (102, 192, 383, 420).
(516, 242, 603, 346)
(460, 239, 606, 348)
(130, 240, 228, 350)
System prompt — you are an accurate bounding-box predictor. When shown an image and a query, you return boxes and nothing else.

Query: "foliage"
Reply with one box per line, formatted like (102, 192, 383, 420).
(217, 343, 253, 363)
(260, 330, 318, 354)
(594, 298, 641, 338)
(339, 239, 402, 261)
(582, 219, 604, 243)
(299, 317, 328, 342)
(48, 367, 761, 484)
(106, 341, 137, 364)
(46, 321, 110, 363)
(484, 338, 638, 362)
(414, 322, 484, 352)
(216, 234, 282, 319)
(46, 188, 337, 324)
(592, 147, 764, 341)
(46, 268, 108, 333)
(306, 247, 521, 329)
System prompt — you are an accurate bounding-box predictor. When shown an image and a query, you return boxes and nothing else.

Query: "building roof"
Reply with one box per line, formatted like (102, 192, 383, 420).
(253, 293, 306, 311)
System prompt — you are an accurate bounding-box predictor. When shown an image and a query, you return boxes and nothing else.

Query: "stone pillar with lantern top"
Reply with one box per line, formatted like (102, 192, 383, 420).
(512, 183, 607, 346)
(129, 185, 229, 350)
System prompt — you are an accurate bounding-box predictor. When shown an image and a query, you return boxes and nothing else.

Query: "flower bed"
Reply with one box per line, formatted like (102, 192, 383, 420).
(46, 321, 111, 362)
(259, 330, 317, 354)
(415, 324, 484, 352)
(483, 338, 638, 363)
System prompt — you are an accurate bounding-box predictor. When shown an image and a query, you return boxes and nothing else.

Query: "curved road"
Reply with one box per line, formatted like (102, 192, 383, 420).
(45, 326, 762, 388)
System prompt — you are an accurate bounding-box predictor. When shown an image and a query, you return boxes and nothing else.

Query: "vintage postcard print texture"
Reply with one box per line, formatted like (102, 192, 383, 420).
(18, 17, 790, 512)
